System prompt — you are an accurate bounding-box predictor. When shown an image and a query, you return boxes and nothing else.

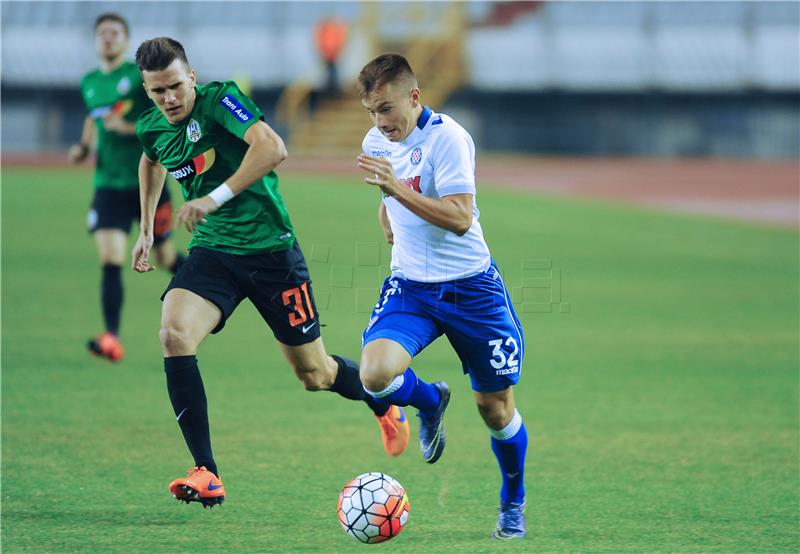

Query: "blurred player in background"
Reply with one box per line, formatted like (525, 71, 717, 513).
(356, 54, 528, 540)
(69, 13, 183, 362)
(131, 37, 409, 508)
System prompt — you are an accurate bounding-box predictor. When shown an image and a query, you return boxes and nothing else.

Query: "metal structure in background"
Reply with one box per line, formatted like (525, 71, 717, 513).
(277, 2, 468, 156)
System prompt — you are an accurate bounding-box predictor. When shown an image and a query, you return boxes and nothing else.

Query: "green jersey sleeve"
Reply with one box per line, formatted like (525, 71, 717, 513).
(211, 81, 264, 140)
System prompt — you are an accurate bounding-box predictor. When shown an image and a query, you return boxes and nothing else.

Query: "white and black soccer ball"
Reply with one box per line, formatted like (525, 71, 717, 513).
(337, 472, 410, 544)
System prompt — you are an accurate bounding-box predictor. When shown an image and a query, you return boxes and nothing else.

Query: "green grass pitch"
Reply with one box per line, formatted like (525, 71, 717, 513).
(2, 166, 797, 553)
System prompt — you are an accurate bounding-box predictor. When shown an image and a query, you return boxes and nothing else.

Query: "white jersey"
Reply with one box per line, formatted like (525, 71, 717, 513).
(362, 107, 491, 283)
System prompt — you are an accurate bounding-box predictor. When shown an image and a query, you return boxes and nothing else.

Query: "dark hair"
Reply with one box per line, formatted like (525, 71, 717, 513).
(357, 53, 417, 96)
(94, 12, 129, 37)
(135, 37, 190, 72)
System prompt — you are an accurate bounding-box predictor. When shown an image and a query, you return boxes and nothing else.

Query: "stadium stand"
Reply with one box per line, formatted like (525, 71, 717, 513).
(1, 1, 797, 156)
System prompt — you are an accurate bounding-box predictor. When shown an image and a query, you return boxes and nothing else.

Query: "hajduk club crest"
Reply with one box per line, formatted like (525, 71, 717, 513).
(410, 147, 422, 166)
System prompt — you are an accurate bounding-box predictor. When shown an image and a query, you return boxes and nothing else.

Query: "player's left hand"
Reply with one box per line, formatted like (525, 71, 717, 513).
(177, 196, 218, 234)
(357, 154, 402, 197)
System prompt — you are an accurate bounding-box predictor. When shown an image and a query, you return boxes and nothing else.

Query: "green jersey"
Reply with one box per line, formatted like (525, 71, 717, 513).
(80, 61, 151, 189)
(136, 81, 294, 255)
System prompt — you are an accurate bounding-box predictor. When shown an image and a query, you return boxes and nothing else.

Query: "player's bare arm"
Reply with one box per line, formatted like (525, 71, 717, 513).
(68, 115, 96, 163)
(378, 203, 394, 244)
(358, 154, 473, 235)
(176, 121, 287, 233)
(227, 120, 288, 190)
(132, 153, 167, 272)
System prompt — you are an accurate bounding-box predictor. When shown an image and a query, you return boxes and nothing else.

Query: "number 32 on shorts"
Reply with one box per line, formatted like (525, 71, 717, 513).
(488, 337, 519, 375)
(282, 282, 315, 326)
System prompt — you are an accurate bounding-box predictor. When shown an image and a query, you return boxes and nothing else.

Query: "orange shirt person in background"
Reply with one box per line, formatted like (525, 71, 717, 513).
(315, 17, 348, 97)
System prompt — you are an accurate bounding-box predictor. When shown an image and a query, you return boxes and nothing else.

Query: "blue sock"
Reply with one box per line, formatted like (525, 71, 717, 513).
(364, 368, 440, 414)
(490, 410, 527, 504)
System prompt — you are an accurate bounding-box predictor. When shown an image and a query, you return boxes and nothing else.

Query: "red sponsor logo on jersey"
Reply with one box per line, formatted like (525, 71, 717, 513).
(111, 99, 133, 116)
(89, 99, 133, 120)
(400, 176, 421, 193)
(167, 148, 216, 182)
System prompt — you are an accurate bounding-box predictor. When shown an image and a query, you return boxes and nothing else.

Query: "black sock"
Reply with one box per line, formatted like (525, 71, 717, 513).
(330, 355, 389, 416)
(101, 264, 123, 335)
(169, 253, 187, 275)
(164, 355, 218, 477)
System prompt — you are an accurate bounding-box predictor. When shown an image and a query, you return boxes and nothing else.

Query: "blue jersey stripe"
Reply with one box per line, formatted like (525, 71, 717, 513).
(416, 105, 433, 129)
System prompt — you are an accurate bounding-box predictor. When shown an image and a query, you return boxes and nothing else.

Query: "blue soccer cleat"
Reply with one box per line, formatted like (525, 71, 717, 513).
(491, 499, 526, 540)
(417, 381, 450, 464)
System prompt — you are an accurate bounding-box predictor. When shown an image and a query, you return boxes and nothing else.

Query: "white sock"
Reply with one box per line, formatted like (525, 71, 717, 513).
(363, 373, 405, 398)
(490, 409, 523, 441)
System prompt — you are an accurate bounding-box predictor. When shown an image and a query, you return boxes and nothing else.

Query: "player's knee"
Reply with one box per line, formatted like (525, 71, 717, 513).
(360, 373, 389, 394)
(99, 252, 125, 266)
(159, 322, 196, 355)
(359, 361, 396, 393)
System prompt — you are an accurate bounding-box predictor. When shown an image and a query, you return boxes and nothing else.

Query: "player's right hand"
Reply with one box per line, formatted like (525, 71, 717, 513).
(131, 231, 156, 273)
(68, 143, 89, 164)
(176, 196, 217, 234)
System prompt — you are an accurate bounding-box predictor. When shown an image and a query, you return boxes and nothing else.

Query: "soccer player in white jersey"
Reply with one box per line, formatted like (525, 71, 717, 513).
(355, 54, 528, 540)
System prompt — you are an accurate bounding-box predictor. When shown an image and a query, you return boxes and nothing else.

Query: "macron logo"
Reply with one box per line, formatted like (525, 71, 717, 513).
(219, 95, 253, 123)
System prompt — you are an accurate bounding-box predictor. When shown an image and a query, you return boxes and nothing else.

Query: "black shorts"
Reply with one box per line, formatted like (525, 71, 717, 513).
(88, 187, 173, 244)
(162, 241, 322, 346)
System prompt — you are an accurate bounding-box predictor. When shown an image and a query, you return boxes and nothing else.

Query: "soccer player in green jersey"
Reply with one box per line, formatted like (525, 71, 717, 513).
(131, 37, 410, 507)
(69, 13, 183, 362)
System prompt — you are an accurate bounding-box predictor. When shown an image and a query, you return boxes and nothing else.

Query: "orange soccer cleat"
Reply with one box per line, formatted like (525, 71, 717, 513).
(168, 466, 225, 508)
(87, 332, 124, 362)
(375, 405, 410, 457)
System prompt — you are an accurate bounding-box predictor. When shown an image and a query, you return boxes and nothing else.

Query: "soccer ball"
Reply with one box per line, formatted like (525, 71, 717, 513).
(337, 472, 410, 543)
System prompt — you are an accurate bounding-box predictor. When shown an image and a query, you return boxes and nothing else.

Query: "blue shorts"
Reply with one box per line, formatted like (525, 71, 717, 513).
(362, 262, 525, 393)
